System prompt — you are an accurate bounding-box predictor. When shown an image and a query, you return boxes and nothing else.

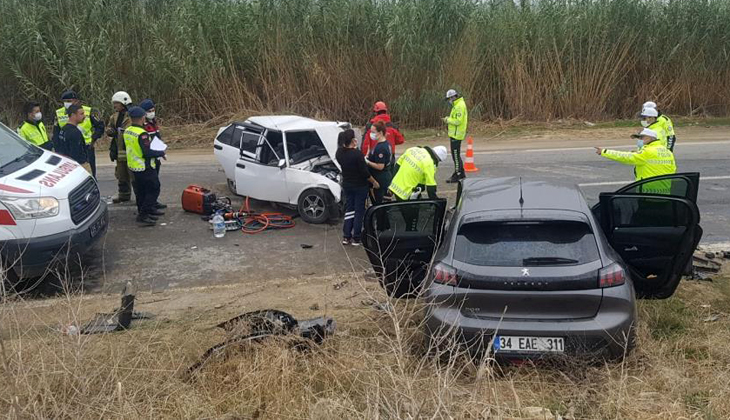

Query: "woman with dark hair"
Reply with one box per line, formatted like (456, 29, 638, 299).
(364, 121, 392, 204)
(336, 129, 379, 246)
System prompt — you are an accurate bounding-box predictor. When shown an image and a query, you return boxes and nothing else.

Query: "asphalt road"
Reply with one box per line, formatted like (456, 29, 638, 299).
(75, 136, 729, 294)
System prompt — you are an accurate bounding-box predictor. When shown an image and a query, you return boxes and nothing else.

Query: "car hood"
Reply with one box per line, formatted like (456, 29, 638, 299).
(313, 125, 344, 170)
(0, 150, 91, 197)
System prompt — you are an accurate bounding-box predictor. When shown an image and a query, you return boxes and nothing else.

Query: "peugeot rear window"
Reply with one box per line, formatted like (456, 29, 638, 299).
(453, 221, 600, 267)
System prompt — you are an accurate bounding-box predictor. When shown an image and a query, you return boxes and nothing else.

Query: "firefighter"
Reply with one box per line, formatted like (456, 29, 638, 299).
(123, 106, 166, 226)
(52, 90, 104, 177)
(106, 91, 133, 203)
(595, 128, 676, 181)
(389, 145, 448, 201)
(361, 101, 404, 164)
(643, 101, 677, 151)
(442, 89, 468, 183)
(139, 99, 167, 210)
(17, 101, 52, 150)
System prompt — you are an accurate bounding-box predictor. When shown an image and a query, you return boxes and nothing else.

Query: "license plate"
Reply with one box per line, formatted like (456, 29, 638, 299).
(494, 335, 564, 353)
(89, 214, 107, 238)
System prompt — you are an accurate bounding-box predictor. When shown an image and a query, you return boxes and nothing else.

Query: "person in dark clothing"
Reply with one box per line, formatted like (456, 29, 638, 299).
(364, 121, 392, 204)
(123, 106, 166, 226)
(52, 90, 104, 178)
(139, 98, 167, 210)
(55, 105, 91, 173)
(17, 101, 52, 150)
(335, 129, 379, 246)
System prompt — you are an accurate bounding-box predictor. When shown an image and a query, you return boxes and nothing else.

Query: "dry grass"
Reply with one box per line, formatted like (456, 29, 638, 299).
(2, 269, 730, 419)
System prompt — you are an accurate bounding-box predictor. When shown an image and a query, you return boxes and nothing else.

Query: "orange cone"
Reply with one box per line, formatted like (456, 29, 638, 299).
(463, 136, 479, 173)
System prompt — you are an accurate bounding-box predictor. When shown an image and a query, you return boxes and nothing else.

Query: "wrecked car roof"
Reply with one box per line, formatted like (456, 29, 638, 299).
(247, 115, 342, 132)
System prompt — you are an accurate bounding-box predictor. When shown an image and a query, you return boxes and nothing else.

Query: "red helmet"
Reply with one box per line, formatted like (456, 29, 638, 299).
(373, 101, 388, 113)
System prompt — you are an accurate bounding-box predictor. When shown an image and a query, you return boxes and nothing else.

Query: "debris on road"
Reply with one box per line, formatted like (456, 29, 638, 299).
(300, 243, 313, 249)
(309, 303, 320, 311)
(186, 309, 336, 377)
(77, 282, 146, 334)
(690, 251, 724, 281)
(333, 280, 348, 290)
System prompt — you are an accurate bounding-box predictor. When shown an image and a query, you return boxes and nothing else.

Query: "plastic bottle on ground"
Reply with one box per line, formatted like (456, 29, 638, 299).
(212, 211, 226, 238)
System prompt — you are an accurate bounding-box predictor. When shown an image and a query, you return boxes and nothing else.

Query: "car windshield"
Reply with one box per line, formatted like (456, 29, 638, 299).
(453, 220, 600, 267)
(0, 123, 40, 174)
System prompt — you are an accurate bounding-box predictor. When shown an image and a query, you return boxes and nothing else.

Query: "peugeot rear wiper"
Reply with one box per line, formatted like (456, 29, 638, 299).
(522, 257, 579, 266)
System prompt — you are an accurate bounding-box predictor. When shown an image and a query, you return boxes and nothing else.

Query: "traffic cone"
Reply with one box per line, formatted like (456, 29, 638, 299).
(463, 136, 479, 173)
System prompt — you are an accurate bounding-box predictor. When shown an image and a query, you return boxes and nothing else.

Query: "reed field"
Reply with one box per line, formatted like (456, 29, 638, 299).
(1, 0, 730, 127)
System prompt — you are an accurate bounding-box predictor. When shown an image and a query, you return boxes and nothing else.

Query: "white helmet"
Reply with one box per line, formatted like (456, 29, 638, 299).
(432, 145, 448, 162)
(638, 128, 658, 139)
(640, 107, 658, 118)
(111, 91, 132, 106)
(642, 101, 657, 109)
(445, 89, 458, 100)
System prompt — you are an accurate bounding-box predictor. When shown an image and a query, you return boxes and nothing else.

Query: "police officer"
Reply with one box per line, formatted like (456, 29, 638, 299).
(52, 90, 104, 177)
(17, 101, 52, 150)
(139, 99, 167, 210)
(389, 145, 448, 201)
(638, 107, 667, 150)
(124, 106, 166, 226)
(595, 128, 676, 183)
(643, 101, 677, 151)
(107, 91, 133, 203)
(442, 89, 468, 183)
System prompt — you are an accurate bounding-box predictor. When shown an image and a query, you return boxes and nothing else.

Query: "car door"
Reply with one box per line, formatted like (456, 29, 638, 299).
(234, 131, 289, 203)
(362, 200, 447, 296)
(213, 124, 240, 181)
(596, 173, 702, 299)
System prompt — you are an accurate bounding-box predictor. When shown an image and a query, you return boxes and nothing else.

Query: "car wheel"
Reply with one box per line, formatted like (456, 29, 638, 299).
(227, 178, 237, 195)
(298, 189, 331, 224)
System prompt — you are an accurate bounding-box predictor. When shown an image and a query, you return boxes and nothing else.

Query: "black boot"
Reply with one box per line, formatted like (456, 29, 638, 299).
(136, 215, 156, 226)
(155, 202, 167, 209)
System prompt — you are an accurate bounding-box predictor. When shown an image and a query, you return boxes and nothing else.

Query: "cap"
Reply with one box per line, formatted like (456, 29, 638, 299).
(640, 107, 658, 118)
(139, 99, 155, 111)
(61, 90, 78, 100)
(432, 145, 448, 162)
(445, 89, 458, 99)
(642, 101, 657, 109)
(128, 106, 146, 118)
(372, 101, 387, 113)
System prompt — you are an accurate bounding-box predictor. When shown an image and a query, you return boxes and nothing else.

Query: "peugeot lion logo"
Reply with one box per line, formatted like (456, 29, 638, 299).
(521, 268, 530, 277)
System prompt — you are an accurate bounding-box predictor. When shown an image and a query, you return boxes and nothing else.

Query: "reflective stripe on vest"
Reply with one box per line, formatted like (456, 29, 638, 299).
(57, 106, 94, 145)
(18, 122, 49, 146)
(123, 126, 155, 171)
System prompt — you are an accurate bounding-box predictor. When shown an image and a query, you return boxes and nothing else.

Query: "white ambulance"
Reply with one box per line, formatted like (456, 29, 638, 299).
(0, 122, 108, 282)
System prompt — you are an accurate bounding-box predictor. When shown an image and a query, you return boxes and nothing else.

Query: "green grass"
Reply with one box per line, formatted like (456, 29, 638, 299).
(2, 0, 730, 128)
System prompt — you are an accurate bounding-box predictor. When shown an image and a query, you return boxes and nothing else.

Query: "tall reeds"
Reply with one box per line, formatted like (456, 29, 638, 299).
(2, 0, 730, 126)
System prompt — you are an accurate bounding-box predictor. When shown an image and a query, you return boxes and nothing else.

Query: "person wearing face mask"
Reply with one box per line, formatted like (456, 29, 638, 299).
(642, 101, 676, 151)
(55, 104, 92, 173)
(595, 128, 676, 184)
(336, 129, 380, 246)
(364, 121, 392, 204)
(52, 90, 104, 178)
(17, 101, 52, 150)
(139, 99, 167, 210)
(361, 101, 404, 163)
(107, 91, 134, 203)
(442, 89, 468, 183)
(637, 107, 666, 150)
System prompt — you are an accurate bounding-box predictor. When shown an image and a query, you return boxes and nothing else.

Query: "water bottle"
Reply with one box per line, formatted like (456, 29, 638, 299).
(212, 211, 226, 238)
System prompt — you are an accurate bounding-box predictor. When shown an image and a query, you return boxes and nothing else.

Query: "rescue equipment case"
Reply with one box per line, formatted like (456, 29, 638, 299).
(182, 185, 217, 215)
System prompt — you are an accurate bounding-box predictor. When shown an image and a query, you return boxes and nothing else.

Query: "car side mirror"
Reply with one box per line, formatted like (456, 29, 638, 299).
(278, 159, 287, 169)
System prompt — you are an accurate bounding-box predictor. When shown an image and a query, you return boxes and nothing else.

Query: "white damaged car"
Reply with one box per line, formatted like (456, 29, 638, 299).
(214, 116, 350, 224)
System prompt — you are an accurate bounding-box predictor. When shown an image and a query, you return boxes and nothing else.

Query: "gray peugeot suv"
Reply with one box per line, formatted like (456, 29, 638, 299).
(363, 174, 702, 359)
